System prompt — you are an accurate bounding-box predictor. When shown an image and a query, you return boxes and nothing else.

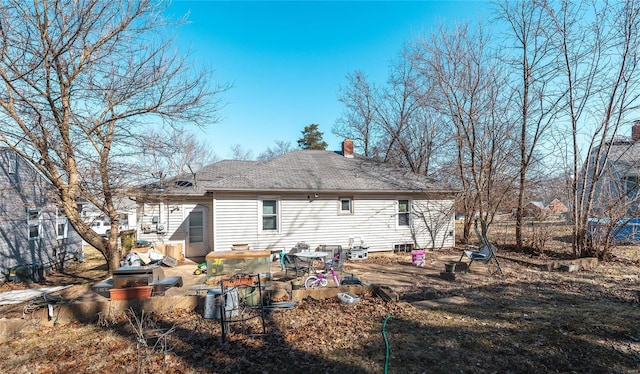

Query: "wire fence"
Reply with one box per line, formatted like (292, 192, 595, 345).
(456, 216, 572, 251)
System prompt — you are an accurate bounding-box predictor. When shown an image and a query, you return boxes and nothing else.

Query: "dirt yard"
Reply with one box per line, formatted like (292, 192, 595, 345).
(0, 238, 639, 373)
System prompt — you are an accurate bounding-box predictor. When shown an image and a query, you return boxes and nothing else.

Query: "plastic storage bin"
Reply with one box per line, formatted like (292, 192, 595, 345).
(337, 292, 361, 305)
(205, 249, 271, 281)
(411, 250, 425, 267)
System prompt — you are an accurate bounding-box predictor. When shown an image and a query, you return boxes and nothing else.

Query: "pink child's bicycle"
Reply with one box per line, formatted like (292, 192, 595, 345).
(304, 267, 340, 288)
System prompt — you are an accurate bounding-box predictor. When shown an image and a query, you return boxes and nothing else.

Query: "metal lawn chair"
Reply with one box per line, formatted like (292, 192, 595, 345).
(458, 219, 503, 275)
(331, 246, 361, 284)
(284, 243, 310, 279)
(319, 245, 342, 267)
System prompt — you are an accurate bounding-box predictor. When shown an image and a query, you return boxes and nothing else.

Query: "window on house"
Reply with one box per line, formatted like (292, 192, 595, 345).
(8, 156, 16, 174)
(394, 243, 414, 253)
(56, 210, 68, 239)
(28, 209, 41, 240)
(119, 213, 129, 229)
(398, 200, 410, 226)
(339, 197, 353, 215)
(262, 200, 278, 231)
(57, 221, 67, 238)
(624, 176, 639, 198)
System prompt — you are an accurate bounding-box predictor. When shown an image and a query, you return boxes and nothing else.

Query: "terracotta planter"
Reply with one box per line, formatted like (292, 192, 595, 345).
(222, 274, 256, 287)
(109, 286, 152, 301)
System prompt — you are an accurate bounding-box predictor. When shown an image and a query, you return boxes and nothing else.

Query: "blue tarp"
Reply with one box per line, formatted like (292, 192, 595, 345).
(587, 217, 640, 244)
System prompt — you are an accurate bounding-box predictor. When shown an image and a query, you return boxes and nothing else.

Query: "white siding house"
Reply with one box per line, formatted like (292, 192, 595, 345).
(135, 141, 458, 259)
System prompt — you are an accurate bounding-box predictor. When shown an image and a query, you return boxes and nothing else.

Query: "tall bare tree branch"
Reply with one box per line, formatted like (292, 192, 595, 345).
(0, 0, 228, 272)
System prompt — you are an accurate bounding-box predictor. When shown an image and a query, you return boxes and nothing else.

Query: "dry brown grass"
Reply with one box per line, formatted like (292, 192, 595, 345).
(0, 230, 639, 373)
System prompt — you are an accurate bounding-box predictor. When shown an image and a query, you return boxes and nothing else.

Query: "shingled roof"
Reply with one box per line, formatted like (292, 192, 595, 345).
(155, 150, 457, 196)
(606, 140, 640, 170)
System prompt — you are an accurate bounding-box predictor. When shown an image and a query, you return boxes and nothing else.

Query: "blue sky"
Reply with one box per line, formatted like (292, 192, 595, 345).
(168, 1, 491, 159)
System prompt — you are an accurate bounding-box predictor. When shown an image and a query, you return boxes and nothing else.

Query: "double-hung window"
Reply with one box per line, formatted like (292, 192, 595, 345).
(262, 200, 278, 231)
(398, 199, 411, 226)
(28, 209, 42, 240)
(7, 155, 16, 174)
(56, 210, 68, 239)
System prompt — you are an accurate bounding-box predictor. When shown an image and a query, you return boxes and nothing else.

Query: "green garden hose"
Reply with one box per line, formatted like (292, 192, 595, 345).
(382, 313, 392, 374)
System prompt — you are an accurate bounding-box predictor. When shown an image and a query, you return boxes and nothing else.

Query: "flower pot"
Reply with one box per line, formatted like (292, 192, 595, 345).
(109, 286, 152, 301)
(239, 286, 261, 306)
(444, 262, 457, 273)
(291, 281, 301, 291)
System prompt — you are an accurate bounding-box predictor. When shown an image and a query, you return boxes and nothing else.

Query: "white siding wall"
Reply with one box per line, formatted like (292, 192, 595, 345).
(410, 199, 456, 249)
(214, 196, 260, 251)
(212, 193, 455, 252)
(137, 202, 209, 249)
(165, 203, 187, 243)
(137, 202, 161, 242)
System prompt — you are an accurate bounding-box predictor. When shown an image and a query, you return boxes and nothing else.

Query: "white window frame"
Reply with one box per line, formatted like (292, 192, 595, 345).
(338, 197, 353, 215)
(56, 209, 68, 239)
(261, 199, 279, 232)
(397, 199, 411, 227)
(28, 208, 42, 240)
(393, 243, 414, 253)
(8, 155, 16, 174)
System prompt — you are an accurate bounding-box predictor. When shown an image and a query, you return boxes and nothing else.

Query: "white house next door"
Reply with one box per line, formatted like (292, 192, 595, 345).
(186, 206, 207, 258)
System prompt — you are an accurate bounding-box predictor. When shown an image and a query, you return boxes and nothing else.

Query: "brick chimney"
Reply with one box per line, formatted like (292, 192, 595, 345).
(633, 121, 640, 141)
(342, 139, 354, 158)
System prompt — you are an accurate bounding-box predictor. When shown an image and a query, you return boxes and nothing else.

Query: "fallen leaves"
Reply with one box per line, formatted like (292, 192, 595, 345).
(1, 244, 640, 372)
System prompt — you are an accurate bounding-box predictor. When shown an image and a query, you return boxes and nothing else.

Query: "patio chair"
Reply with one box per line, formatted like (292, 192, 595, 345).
(284, 246, 308, 279)
(319, 245, 342, 267)
(458, 219, 503, 275)
(332, 246, 361, 285)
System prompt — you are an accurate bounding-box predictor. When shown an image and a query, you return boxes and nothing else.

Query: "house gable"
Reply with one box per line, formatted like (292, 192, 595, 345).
(0, 148, 82, 281)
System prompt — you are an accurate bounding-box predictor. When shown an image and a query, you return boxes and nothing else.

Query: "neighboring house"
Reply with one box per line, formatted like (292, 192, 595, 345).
(78, 197, 137, 236)
(587, 122, 640, 217)
(0, 148, 83, 282)
(134, 140, 459, 259)
(546, 199, 568, 215)
(585, 122, 640, 242)
(523, 201, 547, 218)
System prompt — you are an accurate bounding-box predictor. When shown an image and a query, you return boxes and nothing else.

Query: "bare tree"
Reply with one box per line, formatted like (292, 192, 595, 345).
(497, 0, 562, 250)
(334, 71, 379, 157)
(0, 0, 227, 272)
(417, 22, 518, 242)
(257, 140, 293, 161)
(229, 144, 254, 160)
(138, 128, 219, 183)
(374, 46, 443, 175)
(542, 0, 640, 257)
(335, 46, 451, 176)
(586, 153, 640, 257)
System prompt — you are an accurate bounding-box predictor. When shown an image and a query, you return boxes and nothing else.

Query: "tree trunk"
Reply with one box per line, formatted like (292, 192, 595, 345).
(515, 176, 526, 249)
(68, 214, 123, 275)
(107, 250, 122, 273)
